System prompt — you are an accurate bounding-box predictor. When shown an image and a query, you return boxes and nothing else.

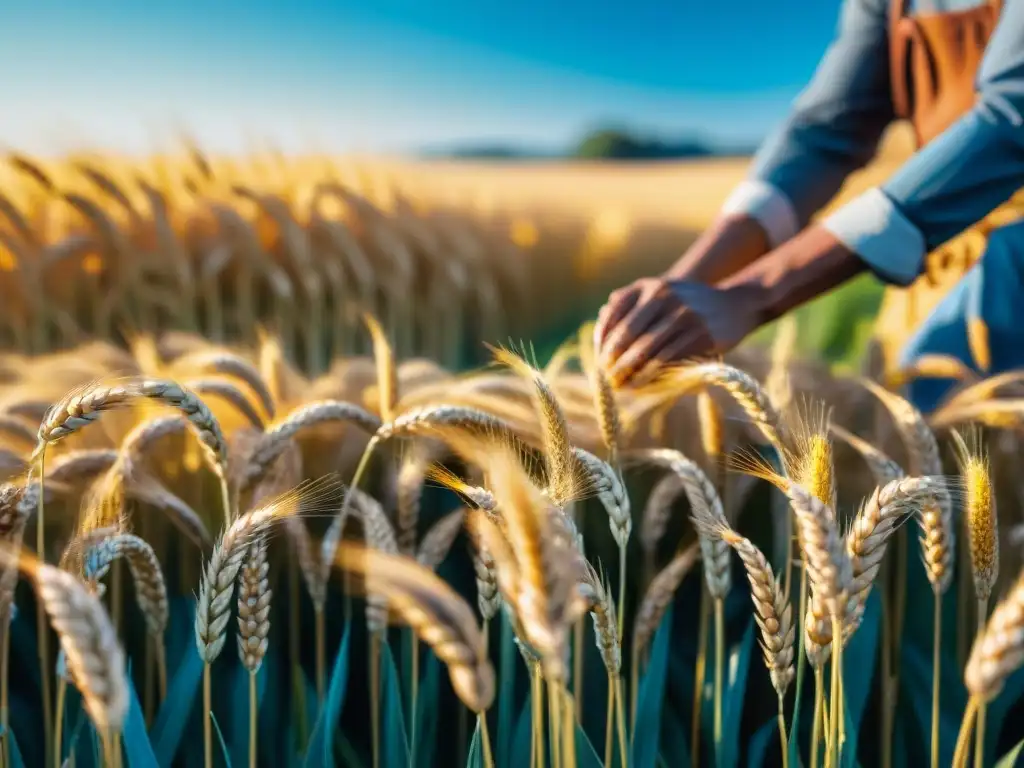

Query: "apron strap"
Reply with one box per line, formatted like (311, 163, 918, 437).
(889, 0, 913, 120)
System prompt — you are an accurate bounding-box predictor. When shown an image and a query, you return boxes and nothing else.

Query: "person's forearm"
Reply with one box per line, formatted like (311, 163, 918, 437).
(718, 225, 867, 326)
(664, 214, 772, 284)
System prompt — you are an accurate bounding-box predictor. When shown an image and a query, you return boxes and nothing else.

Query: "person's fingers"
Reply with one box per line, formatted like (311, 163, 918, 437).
(594, 285, 641, 348)
(606, 308, 692, 387)
(610, 326, 704, 388)
(625, 326, 715, 388)
(602, 284, 675, 364)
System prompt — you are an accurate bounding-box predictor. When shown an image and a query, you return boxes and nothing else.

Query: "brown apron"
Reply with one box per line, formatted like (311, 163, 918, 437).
(873, 0, 1024, 370)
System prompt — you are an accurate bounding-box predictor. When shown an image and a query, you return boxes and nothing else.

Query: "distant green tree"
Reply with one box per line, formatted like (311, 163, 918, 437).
(573, 127, 715, 160)
(575, 129, 644, 159)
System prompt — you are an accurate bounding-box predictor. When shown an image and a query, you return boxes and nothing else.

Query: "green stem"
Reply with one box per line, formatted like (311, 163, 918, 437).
(480, 712, 495, 768)
(811, 667, 824, 768)
(36, 447, 53, 768)
(713, 598, 725, 758)
(691, 588, 710, 768)
(249, 672, 258, 768)
(531, 663, 543, 768)
(617, 544, 626, 641)
(410, 632, 420, 768)
(615, 677, 628, 768)
(973, 597, 988, 768)
(828, 614, 843, 768)
(203, 662, 212, 768)
(370, 633, 381, 768)
(952, 698, 980, 768)
(778, 695, 789, 768)
(604, 675, 614, 768)
(315, 609, 326, 703)
(54, 676, 67, 768)
(548, 679, 562, 768)
(931, 593, 942, 768)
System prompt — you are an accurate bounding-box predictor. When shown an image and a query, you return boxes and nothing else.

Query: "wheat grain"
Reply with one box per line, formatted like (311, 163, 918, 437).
(694, 506, 794, 696)
(416, 508, 466, 571)
(363, 312, 398, 421)
(137, 378, 229, 479)
(633, 543, 700, 656)
(82, 532, 169, 636)
(787, 484, 851, 618)
(489, 345, 577, 505)
(35, 380, 137, 447)
(196, 477, 341, 662)
(171, 350, 277, 418)
(47, 449, 119, 484)
(861, 380, 954, 594)
(845, 476, 947, 631)
(183, 377, 266, 430)
(965, 567, 1024, 700)
(577, 560, 620, 675)
(396, 446, 435, 555)
(572, 447, 631, 548)
(242, 400, 381, 489)
(953, 430, 998, 603)
(335, 543, 495, 712)
(640, 472, 685, 559)
(628, 448, 730, 598)
(237, 538, 271, 673)
(8, 548, 128, 732)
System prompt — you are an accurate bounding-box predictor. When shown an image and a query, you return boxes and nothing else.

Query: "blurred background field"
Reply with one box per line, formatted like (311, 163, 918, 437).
(0, 121, 915, 373)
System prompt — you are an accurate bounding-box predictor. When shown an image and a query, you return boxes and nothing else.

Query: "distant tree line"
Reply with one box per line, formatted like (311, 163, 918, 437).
(421, 126, 756, 161)
(573, 128, 719, 160)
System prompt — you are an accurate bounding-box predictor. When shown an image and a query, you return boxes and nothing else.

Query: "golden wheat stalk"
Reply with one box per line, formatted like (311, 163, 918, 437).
(489, 345, 578, 506)
(82, 533, 168, 638)
(2, 546, 128, 741)
(335, 543, 495, 711)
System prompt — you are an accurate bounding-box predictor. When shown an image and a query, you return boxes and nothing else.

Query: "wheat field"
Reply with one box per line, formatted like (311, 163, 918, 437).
(3, 122, 1023, 768)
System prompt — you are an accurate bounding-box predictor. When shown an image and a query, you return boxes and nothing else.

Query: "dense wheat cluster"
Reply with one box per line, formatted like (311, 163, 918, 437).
(0, 149, 1022, 768)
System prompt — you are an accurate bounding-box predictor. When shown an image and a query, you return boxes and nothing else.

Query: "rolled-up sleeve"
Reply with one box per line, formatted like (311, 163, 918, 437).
(721, 0, 894, 247)
(823, 0, 1024, 286)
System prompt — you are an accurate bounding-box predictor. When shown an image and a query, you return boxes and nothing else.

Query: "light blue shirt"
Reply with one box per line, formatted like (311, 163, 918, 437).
(721, 0, 1024, 287)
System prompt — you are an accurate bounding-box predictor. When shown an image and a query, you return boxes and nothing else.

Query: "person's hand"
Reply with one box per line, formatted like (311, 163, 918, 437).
(593, 277, 764, 388)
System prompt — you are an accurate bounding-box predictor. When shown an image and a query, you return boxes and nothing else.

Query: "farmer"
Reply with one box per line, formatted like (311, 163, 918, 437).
(594, 0, 1024, 412)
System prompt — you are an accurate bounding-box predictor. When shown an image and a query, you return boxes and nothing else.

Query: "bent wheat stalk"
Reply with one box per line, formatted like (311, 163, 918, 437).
(195, 477, 340, 768)
(334, 543, 496, 768)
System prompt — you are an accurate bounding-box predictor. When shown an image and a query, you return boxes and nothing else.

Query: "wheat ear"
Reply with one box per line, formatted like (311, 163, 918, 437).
(237, 538, 271, 673)
(952, 430, 998, 604)
(242, 400, 382, 490)
(632, 543, 701, 657)
(335, 543, 496, 713)
(5, 547, 128, 734)
(196, 477, 341, 662)
(183, 377, 266, 430)
(171, 350, 277, 419)
(82, 533, 168, 638)
(416, 508, 466, 571)
(627, 448, 730, 598)
(489, 345, 578, 505)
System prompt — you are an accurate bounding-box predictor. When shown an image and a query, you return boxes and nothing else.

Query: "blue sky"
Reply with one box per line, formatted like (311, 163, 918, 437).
(1, 0, 843, 155)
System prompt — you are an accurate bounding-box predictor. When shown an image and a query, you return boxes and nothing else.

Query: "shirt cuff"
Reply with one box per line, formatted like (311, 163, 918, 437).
(820, 188, 926, 287)
(720, 180, 800, 249)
